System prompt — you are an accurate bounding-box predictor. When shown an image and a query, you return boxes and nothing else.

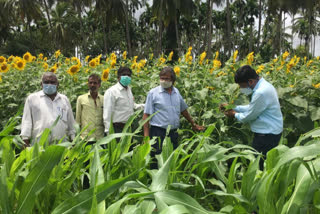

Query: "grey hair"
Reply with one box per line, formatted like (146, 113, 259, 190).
(159, 67, 176, 83)
(42, 72, 58, 82)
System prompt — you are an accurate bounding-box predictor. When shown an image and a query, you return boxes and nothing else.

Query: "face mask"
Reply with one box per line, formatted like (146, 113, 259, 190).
(160, 80, 172, 89)
(120, 76, 131, 86)
(43, 83, 57, 95)
(240, 87, 253, 95)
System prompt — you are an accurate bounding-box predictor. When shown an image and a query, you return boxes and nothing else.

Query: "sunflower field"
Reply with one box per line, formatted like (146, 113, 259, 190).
(1, 49, 320, 213)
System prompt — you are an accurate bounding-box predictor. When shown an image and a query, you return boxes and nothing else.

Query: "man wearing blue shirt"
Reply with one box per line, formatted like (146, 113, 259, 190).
(143, 67, 204, 160)
(223, 65, 283, 169)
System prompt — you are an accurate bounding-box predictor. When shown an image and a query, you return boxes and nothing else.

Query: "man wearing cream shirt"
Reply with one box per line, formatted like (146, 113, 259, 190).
(21, 72, 75, 146)
(103, 67, 144, 134)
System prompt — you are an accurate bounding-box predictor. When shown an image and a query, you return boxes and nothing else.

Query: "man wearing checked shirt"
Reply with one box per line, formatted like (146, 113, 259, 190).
(76, 74, 104, 141)
(143, 67, 204, 161)
(223, 65, 283, 169)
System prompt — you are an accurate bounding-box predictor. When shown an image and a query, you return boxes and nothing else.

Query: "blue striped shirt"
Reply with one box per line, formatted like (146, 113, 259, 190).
(235, 78, 283, 134)
(144, 86, 188, 129)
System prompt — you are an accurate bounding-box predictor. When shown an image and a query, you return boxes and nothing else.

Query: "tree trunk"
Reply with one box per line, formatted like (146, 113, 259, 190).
(157, 0, 164, 57)
(249, 17, 253, 53)
(204, 0, 210, 52)
(207, 0, 213, 57)
(226, 0, 231, 57)
(42, 0, 53, 31)
(174, 9, 181, 55)
(256, 0, 262, 52)
(124, 0, 132, 57)
(102, 15, 108, 52)
(291, 13, 294, 50)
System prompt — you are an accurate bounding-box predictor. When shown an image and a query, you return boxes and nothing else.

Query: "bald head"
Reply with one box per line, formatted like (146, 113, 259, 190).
(42, 72, 58, 83)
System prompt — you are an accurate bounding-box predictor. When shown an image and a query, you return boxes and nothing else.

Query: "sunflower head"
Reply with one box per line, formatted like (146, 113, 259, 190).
(0, 56, 6, 64)
(67, 65, 80, 76)
(43, 63, 49, 70)
(0, 62, 9, 73)
(23, 52, 33, 62)
(8, 55, 14, 62)
(38, 53, 44, 60)
(55, 50, 61, 58)
(49, 65, 57, 73)
(89, 59, 96, 68)
(65, 58, 70, 64)
(16, 60, 26, 70)
(85, 55, 90, 63)
(101, 68, 110, 81)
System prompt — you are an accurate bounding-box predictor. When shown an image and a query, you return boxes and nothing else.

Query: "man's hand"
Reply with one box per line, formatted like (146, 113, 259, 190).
(219, 103, 228, 111)
(224, 109, 236, 118)
(192, 123, 205, 131)
(23, 139, 30, 148)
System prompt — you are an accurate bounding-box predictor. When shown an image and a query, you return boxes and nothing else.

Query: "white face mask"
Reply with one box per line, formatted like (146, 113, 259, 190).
(160, 80, 172, 89)
(240, 87, 253, 95)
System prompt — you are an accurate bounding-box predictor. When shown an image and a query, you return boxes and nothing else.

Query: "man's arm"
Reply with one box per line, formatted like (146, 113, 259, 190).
(75, 96, 82, 125)
(181, 109, 204, 131)
(21, 97, 32, 147)
(66, 98, 76, 140)
(103, 90, 115, 134)
(143, 113, 150, 137)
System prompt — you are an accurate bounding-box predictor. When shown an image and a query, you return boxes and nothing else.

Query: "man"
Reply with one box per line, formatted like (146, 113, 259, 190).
(76, 74, 104, 141)
(143, 67, 204, 156)
(222, 65, 283, 169)
(21, 72, 75, 146)
(103, 67, 144, 134)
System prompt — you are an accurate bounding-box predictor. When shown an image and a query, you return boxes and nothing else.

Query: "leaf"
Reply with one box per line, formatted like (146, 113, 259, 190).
(155, 190, 218, 214)
(16, 145, 65, 214)
(51, 171, 137, 214)
(159, 204, 191, 214)
(150, 152, 174, 191)
(286, 96, 308, 109)
(0, 165, 11, 214)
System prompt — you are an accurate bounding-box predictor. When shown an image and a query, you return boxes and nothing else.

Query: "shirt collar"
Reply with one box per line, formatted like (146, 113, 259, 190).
(253, 77, 264, 91)
(87, 91, 102, 99)
(159, 86, 176, 94)
(116, 82, 127, 91)
(39, 90, 61, 100)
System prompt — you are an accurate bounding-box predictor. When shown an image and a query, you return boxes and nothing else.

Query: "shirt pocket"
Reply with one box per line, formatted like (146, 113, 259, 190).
(57, 106, 68, 122)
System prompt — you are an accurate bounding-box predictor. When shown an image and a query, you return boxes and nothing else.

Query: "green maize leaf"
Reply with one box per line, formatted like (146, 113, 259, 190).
(275, 143, 320, 168)
(0, 137, 15, 176)
(159, 204, 191, 214)
(0, 165, 11, 214)
(139, 200, 156, 214)
(227, 157, 238, 194)
(287, 96, 308, 109)
(266, 145, 289, 170)
(105, 197, 128, 214)
(132, 141, 151, 169)
(15, 145, 65, 214)
(150, 152, 174, 191)
(96, 133, 135, 147)
(295, 127, 320, 146)
(51, 171, 137, 214)
(241, 157, 259, 199)
(210, 190, 250, 204)
(281, 159, 320, 214)
(155, 190, 220, 214)
(89, 146, 105, 213)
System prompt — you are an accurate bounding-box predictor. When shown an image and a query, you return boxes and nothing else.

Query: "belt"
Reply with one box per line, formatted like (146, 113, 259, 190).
(151, 125, 177, 132)
(113, 122, 125, 128)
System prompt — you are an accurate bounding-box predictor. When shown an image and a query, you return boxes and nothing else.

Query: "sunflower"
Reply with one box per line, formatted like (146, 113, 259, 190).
(43, 63, 49, 70)
(23, 52, 33, 62)
(174, 66, 180, 76)
(49, 65, 57, 73)
(16, 59, 26, 71)
(85, 55, 90, 63)
(0, 56, 6, 64)
(0, 62, 9, 73)
(0, 75, 2, 82)
(122, 51, 127, 60)
(38, 53, 44, 60)
(55, 50, 61, 58)
(67, 64, 80, 76)
(65, 58, 70, 64)
(101, 68, 110, 81)
(89, 59, 96, 68)
(8, 55, 14, 62)
(110, 59, 116, 68)
(43, 57, 47, 62)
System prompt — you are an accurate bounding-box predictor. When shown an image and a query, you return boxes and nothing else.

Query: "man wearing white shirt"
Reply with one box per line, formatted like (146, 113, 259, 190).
(103, 67, 144, 134)
(21, 72, 76, 147)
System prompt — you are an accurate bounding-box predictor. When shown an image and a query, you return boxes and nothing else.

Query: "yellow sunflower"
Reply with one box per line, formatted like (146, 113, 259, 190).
(0, 62, 9, 73)
(89, 59, 96, 68)
(8, 55, 14, 62)
(16, 59, 26, 71)
(43, 57, 47, 62)
(174, 66, 180, 76)
(0, 56, 6, 64)
(67, 64, 80, 76)
(49, 65, 57, 73)
(55, 50, 61, 58)
(38, 53, 44, 60)
(65, 58, 70, 64)
(85, 55, 90, 63)
(23, 52, 33, 62)
(43, 63, 49, 70)
(101, 68, 110, 81)
(110, 59, 116, 68)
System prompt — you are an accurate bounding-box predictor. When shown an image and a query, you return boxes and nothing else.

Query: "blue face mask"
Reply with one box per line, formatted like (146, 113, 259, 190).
(120, 76, 131, 86)
(43, 83, 57, 95)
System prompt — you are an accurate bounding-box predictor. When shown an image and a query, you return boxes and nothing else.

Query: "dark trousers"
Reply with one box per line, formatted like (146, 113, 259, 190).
(149, 126, 178, 169)
(252, 132, 282, 170)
